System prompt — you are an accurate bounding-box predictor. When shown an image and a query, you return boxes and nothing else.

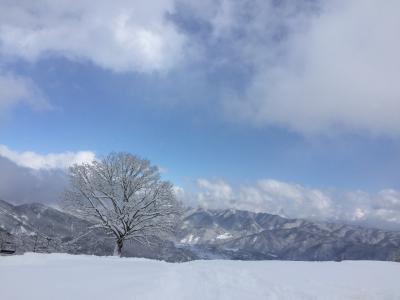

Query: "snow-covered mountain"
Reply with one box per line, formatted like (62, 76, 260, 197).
(0, 199, 193, 261)
(178, 208, 400, 261)
(1, 199, 400, 261)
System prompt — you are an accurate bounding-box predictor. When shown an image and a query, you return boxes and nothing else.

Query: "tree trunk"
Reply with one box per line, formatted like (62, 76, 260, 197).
(113, 239, 123, 257)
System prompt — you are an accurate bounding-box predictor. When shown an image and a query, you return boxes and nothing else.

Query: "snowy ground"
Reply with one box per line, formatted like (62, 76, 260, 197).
(1, 254, 399, 300)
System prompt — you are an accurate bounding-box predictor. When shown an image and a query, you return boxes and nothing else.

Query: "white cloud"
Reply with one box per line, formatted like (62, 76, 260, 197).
(231, 0, 400, 136)
(0, 0, 185, 73)
(183, 0, 400, 136)
(0, 72, 49, 117)
(185, 178, 400, 229)
(342, 189, 400, 227)
(196, 179, 234, 207)
(2, 0, 399, 137)
(0, 145, 95, 170)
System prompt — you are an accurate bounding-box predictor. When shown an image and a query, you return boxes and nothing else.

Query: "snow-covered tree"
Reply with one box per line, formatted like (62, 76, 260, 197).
(64, 152, 181, 256)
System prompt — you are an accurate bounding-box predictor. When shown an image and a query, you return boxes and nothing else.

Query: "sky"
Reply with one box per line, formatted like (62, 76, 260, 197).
(0, 0, 400, 229)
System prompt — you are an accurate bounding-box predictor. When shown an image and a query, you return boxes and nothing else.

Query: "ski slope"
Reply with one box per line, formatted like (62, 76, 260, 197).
(0, 253, 399, 300)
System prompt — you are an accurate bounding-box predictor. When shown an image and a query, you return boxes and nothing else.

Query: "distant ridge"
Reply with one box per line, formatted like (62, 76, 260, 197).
(1, 200, 400, 261)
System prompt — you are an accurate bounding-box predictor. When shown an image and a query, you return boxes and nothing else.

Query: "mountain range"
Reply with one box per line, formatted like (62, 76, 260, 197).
(1, 199, 400, 262)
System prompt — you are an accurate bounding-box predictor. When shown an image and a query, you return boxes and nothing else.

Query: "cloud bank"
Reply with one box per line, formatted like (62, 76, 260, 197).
(0, 156, 67, 205)
(1, 144, 398, 230)
(179, 178, 400, 230)
(0, 145, 96, 204)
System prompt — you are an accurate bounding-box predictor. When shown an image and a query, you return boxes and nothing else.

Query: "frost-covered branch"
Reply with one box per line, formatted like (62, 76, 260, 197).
(63, 152, 182, 256)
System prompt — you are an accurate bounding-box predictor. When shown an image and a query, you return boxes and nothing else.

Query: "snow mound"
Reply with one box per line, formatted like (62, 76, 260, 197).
(0, 253, 399, 300)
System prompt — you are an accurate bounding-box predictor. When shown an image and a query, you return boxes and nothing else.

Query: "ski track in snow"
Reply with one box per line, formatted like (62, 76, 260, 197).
(0, 253, 399, 300)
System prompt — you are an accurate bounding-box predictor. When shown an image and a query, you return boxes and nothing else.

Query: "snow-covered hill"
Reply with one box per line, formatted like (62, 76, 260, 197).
(0, 253, 399, 300)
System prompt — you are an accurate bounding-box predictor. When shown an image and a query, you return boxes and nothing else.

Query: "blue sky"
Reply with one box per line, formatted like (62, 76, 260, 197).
(2, 56, 399, 191)
(0, 0, 400, 228)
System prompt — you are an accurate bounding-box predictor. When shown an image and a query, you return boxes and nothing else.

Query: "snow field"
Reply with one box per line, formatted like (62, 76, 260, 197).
(0, 253, 399, 300)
